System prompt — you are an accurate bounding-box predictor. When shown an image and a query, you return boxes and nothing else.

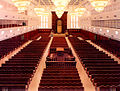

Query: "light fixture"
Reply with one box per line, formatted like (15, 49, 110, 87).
(100, 28, 102, 31)
(34, 8, 45, 16)
(0, 5, 3, 9)
(17, 28, 20, 31)
(10, 30, 13, 33)
(52, 0, 70, 18)
(1, 31, 4, 35)
(115, 31, 118, 35)
(55, 5, 65, 18)
(52, 0, 70, 7)
(89, 0, 109, 12)
(75, 8, 86, 16)
(34, 0, 49, 16)
(107, 30, 109, 33)
(12, 0, 31, 13)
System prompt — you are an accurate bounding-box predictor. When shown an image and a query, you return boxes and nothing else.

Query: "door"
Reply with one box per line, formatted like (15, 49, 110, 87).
(57, 20, 62, 33)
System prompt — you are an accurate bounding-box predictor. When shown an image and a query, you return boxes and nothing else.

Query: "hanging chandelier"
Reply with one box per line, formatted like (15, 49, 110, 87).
(34, 0, 49, 16)
(34, 8, 45, 16)
(52, 0, 70, 18)
(55, 5, 65, 18)
(12, 0, 31, 13)
(51, 0, 70, 7)
(56, 10, 64, 18)
(75, 8, 86, 16)
(89, 0, 109, 12)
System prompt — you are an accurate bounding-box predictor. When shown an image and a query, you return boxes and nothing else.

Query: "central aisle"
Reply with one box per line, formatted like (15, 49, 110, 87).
(66, 37, 95, 91)
(28, 37, 96, 91)
(38, 37, 84, 91)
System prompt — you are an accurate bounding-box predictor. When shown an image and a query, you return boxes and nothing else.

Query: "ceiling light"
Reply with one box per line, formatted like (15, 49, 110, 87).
(100, 29, 102, 31)
(107, 30, 109, 33)
(52, 0, 70, 7)
(75, 8, 86, 16)
(89, 0, 109, 12)
(0, 5, 3, 9)
(12, 0, 31, 13)
(17, 28, 20, 31)
(10, 30, 13, 33)
(55, 5, 65, 18)
(115, 31, 118, 35)
(34, 8, 45, 16)
(1, 31, 4, 35)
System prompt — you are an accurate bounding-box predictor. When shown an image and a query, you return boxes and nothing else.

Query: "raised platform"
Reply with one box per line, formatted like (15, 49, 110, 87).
(50, 31, 69, 37)
(51, 33, 66, 37)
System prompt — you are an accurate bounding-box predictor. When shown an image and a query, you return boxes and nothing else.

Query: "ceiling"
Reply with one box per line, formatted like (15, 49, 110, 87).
(34, 0, 86, 6)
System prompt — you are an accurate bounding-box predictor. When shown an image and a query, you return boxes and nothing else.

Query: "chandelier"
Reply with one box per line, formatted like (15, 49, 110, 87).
(89, 0, 109, 12)
(55, 5, 65, 18)
(56, 10, 64, 18)
(34, 0, 47, 16)
(12, 0, 31, 13)
(34, 8, 45, 16)
(51, 0, 70, 7)
(52, 0, 70, 18)
(75, 8, 86, 16)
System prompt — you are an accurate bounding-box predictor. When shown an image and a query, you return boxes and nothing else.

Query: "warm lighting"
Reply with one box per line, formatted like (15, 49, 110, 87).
(12, 0, 31, 12)
(10, 30, 13, 33)
(70, 13, 77, 16)
(0, 5, 3, 9)
(89, 0, 109, 12)
(115, 31, 118, 35)
(55, 5, 65, 18)
(34, 8, 45, 16)
(100, 28, 102, 31)
(52, 0, 70, 18)
(1, 31, 4, 35)
(56, 10, 64, 18)
(52, 0, 70, 7)
(107, 30, 109, 33)
(75, 8, 86, 16)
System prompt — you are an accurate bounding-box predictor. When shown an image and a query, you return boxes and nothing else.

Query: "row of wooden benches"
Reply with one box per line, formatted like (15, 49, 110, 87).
(69, 37, 120, 91)
(39, 37, 84, 91)
(0, 37, 50, 91)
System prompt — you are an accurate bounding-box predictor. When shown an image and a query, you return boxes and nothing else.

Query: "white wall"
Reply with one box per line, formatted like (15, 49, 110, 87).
(69, 0, 120, 41)
(0, 0, 52, 41)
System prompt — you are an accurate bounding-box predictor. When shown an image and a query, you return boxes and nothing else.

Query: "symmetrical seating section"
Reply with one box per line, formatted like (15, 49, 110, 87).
(69, 37, 120, 91)
(0, 37, 50, 91)
(68, 29, 81, 37)
(68, 29, 89, 39)
(69, 29, 120, 58)
(0, 36, 27, 59)
(92, 39, 120, 58)
(39, 37, 84, 91)
(38, 29, 51, 37)
(0, 29, 41, 59)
